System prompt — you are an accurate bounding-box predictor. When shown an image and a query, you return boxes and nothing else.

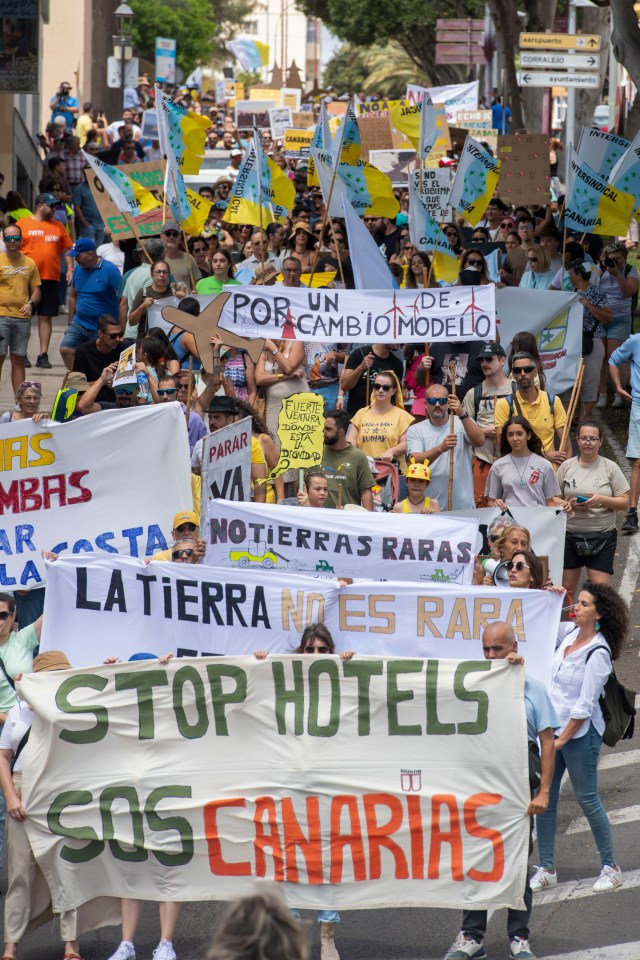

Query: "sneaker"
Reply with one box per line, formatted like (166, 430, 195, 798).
(24, 355, 32, 368)
(36, 352, 52, 369)
(510, 937, 537, 959)
(612, 394, 625, 408)
(622, 509, 639, 534)
(152, 941, 177, 960)
(593, 864, 623, 892)
(444, 933, 487, 959)
(529, 865, 557, 892)
(106, 943, 136, 960)
(595, 393, 607, 409)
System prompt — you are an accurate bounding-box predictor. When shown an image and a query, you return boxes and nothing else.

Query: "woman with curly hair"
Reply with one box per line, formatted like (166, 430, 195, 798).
(531, 582, 628, 895)
(346, 368, 414, 469)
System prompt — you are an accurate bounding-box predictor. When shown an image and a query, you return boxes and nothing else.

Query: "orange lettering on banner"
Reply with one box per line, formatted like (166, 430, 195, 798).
(254, 796, 285, 881)
(464, 793, 505, 882)
(428, 794, 464, 881)
(203, 798, 252, 876)
(281, 796, 324, 883)
(406, 794, 425, 879)
(329, 795, 367, 883)
(362, 793, 409, 880)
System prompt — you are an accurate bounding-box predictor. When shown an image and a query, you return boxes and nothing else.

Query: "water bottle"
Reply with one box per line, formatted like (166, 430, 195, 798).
(136, 370, 149, 399)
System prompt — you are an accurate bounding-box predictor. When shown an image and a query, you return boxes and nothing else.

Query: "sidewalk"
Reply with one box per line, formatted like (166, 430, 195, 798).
(0, 316, 68, 415)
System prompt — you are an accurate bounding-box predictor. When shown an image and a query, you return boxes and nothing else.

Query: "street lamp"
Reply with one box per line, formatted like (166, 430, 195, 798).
(113, 2, 134, 106)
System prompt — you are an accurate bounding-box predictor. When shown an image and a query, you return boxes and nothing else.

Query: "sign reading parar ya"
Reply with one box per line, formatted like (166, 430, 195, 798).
(218, 286, 495, 344)
(20, 657, 529, 911)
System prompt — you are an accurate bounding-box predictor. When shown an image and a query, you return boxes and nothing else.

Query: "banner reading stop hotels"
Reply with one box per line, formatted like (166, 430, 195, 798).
(40, 556, 562, 684)
(0, 407, 191, 586)
(20, 656, 529, 911)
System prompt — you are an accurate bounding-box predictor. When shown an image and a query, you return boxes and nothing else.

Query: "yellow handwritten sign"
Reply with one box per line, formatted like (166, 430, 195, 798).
(268, 392, 324, 481)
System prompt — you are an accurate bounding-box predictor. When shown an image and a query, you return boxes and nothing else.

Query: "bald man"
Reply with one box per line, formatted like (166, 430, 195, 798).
(444, 622, 557, 960)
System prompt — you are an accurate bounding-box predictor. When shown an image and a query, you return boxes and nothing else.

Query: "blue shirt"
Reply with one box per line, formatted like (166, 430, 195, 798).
(73, 258, 121, 330)
(610, 333, 640, 402)
(50, 94, 79, 129)
(491, 102, 511, 133)
(72, 182, 102, 226)
(524, 675, 558, 743)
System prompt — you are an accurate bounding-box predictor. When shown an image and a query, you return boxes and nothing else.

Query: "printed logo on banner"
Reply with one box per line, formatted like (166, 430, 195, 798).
(538, 308, 568, 354)
(401, 769, 422, 792)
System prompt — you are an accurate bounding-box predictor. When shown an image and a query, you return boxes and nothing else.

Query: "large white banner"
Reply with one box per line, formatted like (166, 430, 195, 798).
(407, 81, 479, 122)
(20, 656, 530, 911)
(496, 288, 582, 394)
(216, 286, 495, 344)
(40, 557, 562, 683)
(0, 407, 191, 586)
(201, 418, 252, 503)
(205, 499, 479, 583)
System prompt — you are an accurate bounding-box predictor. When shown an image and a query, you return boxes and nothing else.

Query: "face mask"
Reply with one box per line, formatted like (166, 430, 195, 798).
(460, 268, 482, 286)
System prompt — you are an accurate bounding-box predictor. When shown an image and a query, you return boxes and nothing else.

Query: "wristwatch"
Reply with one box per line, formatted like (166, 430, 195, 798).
(459, 412, 469, 421)
(271, 348, 278, 355)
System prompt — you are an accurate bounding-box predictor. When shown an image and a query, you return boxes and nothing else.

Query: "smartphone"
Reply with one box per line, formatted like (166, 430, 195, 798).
(575, 495, 590, 504)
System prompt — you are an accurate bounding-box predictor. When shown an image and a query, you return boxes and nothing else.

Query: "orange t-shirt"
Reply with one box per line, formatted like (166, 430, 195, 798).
(16, 216, 72, 281)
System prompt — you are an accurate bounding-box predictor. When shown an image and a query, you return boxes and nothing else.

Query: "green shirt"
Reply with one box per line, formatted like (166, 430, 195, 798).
(0, 624, 39, 712)
(321, 443, 374, 509)
(195, 276, 240, 295)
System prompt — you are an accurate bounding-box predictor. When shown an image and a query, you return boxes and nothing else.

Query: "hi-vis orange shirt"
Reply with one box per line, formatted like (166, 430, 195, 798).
(16, 216, 72, 281)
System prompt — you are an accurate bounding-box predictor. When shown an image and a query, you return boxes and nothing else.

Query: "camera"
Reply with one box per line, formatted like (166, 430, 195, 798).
(604, 257, 616, 268)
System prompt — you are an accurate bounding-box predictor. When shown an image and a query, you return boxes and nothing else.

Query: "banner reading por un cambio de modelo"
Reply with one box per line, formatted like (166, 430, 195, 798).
(20, 656, 530, 912)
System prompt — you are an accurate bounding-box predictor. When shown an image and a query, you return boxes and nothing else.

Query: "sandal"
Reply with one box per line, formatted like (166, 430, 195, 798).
(63, 954, 82, 960)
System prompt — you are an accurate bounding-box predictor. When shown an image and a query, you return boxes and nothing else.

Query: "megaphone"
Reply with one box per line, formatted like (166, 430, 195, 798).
(481, 558, 510, 586)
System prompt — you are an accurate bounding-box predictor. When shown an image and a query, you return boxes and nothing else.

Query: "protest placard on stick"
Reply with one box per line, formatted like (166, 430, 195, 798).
(268, 392, 324, 482)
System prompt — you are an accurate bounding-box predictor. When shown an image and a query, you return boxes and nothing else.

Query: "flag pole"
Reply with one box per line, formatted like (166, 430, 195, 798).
(309, 99, 350, 286)
(447, 359, 456, 510)
(254, 127, 267, 279)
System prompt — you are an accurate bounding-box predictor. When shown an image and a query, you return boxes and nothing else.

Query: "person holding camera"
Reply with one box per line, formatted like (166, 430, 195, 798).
(48, 81, 79, 131)
(591, 242, 639, 409)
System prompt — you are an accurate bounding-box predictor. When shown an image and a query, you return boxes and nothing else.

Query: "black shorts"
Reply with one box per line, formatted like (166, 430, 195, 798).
(564, 528, 617, 575)
(34, 279, 60, 317)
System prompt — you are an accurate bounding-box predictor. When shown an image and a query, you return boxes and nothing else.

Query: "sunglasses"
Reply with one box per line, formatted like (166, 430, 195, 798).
(21, 380, 42, 390)
(500, 221, 514, 228)
(4, 235, 21, 243)
(163, 231, 179, 238)
(466, 258, 483, 266)
(427, 397, 448, 406)
(527, 257, 538, 263)
(445, 230, 458, 237)
(0, 610, 13, 621)
(158, 388, 177, 396)
(513, 364, 536, 374)
(363, 218, 377, 223)
(176, 522, 197, 532)
(172, 548, 194, 560)
(373, 383, 393, 392)
(116, 389, 136, 397)
(506, 560, 530, 572)
(102, 330, 121, 340)
(304, 645, 330, 653)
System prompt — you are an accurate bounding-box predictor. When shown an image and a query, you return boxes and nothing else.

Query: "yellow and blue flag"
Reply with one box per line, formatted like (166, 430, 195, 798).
(330, 102, 361, 165)
(227, 39, 269, 73)
(448, 135, 500, 226)
(577, 127, 630, 179)
(81, 151, 160, 216)
(408, 172, 458, 282)
(610, 131, 640, 216)
(311, 148, 399, 220)
(389, 93, 437, 162)
(308, 101, 331, 187)
(155, 88, 210, 175)
(226, 133, 294, 225)
(565, 144, 634, 236)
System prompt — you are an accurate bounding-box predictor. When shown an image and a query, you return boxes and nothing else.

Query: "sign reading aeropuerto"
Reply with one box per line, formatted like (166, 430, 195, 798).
(20, 656, 530, 911)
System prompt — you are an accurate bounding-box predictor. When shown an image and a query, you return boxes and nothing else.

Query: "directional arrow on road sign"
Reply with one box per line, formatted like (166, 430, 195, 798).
(519, 32, 601, 51)
(520, 51, 600, 71)
(517, 71, 599, 89)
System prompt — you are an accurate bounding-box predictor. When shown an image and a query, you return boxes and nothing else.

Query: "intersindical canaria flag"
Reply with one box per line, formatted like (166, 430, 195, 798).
(81, 151, 160, 217)
(156, 88, 210, 175)
(330, 103, 361, 166)
(448, 135, 500, 226)
(227, 38, 269, 73)
(226, 135, 294, 225)
(308, 101, 331, 187)
(565, 144, 634, 236)
(610, 131, 640, 217)
(389, 94, 437, 162)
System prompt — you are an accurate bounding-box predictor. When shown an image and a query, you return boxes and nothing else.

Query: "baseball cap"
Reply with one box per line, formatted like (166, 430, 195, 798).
(230, 148, 243, 157)
(477, 342, 506, 359)
(213, 199, 228, 210)
(36, 192, 58, 206)
(173, 509, 199, 528)
(161, 219, 180, 234)
(64, 371, 90, 392)
(68, 237, 96, 256)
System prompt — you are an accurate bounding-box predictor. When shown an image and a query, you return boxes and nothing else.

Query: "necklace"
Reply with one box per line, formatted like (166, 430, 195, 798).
(510, 454, 531, 487)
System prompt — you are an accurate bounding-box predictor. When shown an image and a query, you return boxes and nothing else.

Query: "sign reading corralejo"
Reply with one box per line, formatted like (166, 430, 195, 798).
(217, 286, 495, 344)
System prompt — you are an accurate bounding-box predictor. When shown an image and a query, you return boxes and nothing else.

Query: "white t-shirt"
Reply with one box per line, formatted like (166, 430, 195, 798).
(97, 243, 125, 274)
(0, 701, 33, 773)
(106, 120, 141, 141)
(406, 417, 475, 509)
(485, 452, 560, 507)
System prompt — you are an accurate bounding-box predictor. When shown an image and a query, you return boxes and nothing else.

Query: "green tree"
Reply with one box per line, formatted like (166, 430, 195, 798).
(323, 45, 369, 93)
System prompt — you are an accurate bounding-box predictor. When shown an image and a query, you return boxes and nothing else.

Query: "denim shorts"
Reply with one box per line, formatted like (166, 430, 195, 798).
(0, 317, 31, 356)
(60, 320, 95, 350)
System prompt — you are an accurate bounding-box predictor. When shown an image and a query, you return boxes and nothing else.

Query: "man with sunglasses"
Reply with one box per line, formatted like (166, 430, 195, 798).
(0, 225, 41, 393)
(60, 238, 122, 370)
(149, 373, 206, 452)
(406, 383, 484, 509)
(72, 313, 123, 402)
(463, 343, 512, 507)
(150, 511, 205, 563)
(161, 220, 201, 290)
(495, 352, 567, 465)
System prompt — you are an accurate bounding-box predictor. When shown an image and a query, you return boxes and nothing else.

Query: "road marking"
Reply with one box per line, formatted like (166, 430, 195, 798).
(600, 421, 631, 479)
(600, 422, 637, 602)
(599, 747, 640, 771)
(566, 803, 640, 834)
(539, 943, 640, 960)
(533, 866, 640, 905)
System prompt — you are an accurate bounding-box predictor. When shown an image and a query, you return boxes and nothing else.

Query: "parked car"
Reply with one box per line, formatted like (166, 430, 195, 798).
(184, 149, 233, 188)
(592, 103, 609, 132)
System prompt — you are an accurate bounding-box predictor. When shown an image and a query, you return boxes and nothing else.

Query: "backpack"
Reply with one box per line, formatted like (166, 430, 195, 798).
(472, 383, 555, 421)
(585, 645, 636, 748)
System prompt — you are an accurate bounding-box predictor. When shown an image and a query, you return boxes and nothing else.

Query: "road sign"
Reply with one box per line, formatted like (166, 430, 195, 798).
(518, 71, 599, 89)
(519, 32, 601, 51)
(437, 29, 484, 42)
(436, 44, 486, 65)
(107, 56, 139, 89)
(519, 51, 600, 70)
(436, 18, 484, 29)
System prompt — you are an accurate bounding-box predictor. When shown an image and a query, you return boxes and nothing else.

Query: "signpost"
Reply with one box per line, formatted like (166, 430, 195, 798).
(435, 19, 485, 68)
(518, 71, 599, 89)
(519, 32, 601, 51)
(519, 52, 600, 70)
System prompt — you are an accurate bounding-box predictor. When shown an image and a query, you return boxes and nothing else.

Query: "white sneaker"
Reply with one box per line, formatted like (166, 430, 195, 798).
(612, 394, 625, 408)
(153, 941, 177, 960)
(596, 393, 607, 409)
(106, 943, 136, 960)
(593, 864, 623, 892)
(510, 938, 537, 959)
(529, 865, 557, 892)
(444, 932, 487, 959)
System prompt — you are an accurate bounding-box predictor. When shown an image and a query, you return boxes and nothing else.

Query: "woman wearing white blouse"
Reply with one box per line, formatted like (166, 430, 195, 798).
(530, 583, 627, 894)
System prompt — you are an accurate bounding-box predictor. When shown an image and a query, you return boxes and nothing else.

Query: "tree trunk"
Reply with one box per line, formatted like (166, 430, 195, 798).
(610, 0, 640, 137)
(486, 0, 524, 130)
(574, 5, 611, 136)
(520, 0, 558, 134)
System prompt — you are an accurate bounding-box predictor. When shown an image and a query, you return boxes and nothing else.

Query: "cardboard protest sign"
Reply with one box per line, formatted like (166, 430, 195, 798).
(269, 106, 293, 139)
(249, 86, 281, 104)
(87, 160, 166, 239)
(0, 407, 191, 586)
(217, 286, 496, 344)
(281, 88, 302, 111)
(358, 114, 395, 160)
(201, 417, 252, 505)
(283, 129, 314, 158)
(268, 392, 324, 481)
(497, 134, 550, 205)
(291, 110, 314, 129)
(235, 100, 276, 130)
(412, 169, 452, 221)
(41, 556, 562, 686)
(21, 655, 530, 911)
(205, 499, 478, 582)
(369, 149, 416, 186)
(112, 344, 137, 388)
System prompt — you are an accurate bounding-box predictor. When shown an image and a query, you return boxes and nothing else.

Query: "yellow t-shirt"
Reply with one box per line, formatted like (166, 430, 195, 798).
(350, 405, 414, 469)
(401, 497, 431, 512)
(76, 113, 94, 147)
(251, 436, 266, 464)
(494, 391, 566, 453)
(0, 253, 41, 317)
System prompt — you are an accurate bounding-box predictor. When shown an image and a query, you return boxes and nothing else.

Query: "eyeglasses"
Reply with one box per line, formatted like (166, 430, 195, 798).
(4, 235, 21, 243)
(304, 645, 330, 653)
(506, 560, 530, 572)
(172, 548, 194, 560)
(158, 388, 178, 396)
(282, 267, 301, 273)
(153, 269, 169, 275)
(427, 397, 448, 406)
(445, 230, 458, 237)
(466, 258, 483, 266)
(373, 383, 393, 392)
(527, 257, 538, 263)
(163, 231, 179, 238)
(513, 364, 536, 374)
(363, 218, 376, 223)
(500, 221, 514, 228)
(578, 436, 599, 443)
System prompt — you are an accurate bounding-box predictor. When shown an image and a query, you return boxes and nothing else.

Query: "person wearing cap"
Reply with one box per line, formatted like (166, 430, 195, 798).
(0, 649, 120, 960)
(161, 220, 201, 290)
(462, 343, 513, 507)
(0, 224, 41, 393)
(150, 510, 202, 562)
(392, 458, 440, 514)
(60, 238, 122, 369)
(221, 147, 243, 182)
(72, 312, 124, 403)
(76, 364, 143, 414)
(190, 396, 267, 502)
(238, 229, 281, 275)
(15, 194, 73, 370)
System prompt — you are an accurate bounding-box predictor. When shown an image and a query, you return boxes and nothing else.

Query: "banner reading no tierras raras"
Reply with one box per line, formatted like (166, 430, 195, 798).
(21, 656, 529, 911)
